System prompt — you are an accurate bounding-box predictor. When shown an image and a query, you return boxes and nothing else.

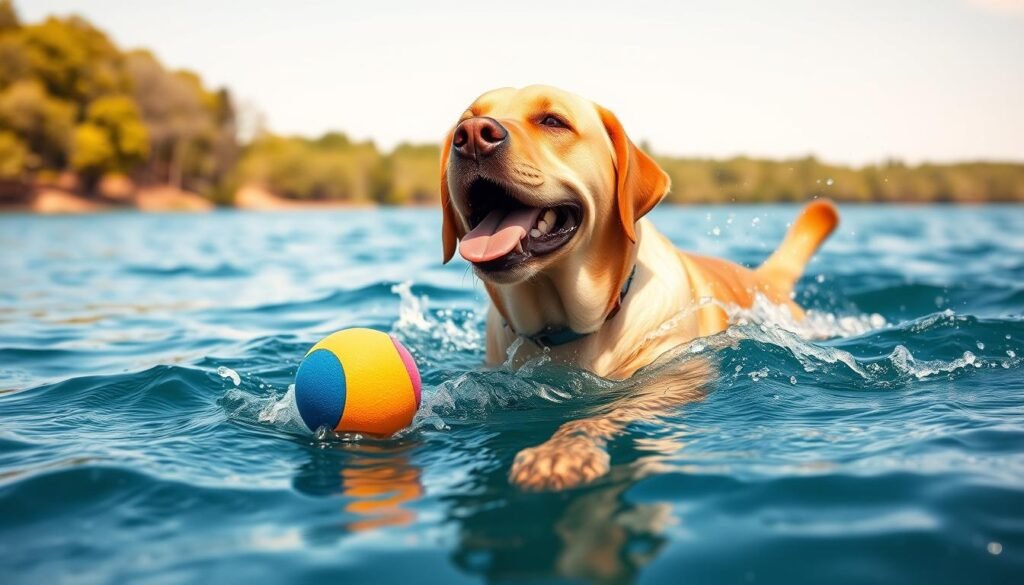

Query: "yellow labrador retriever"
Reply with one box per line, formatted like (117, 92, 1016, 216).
(440, 85, 838, 490)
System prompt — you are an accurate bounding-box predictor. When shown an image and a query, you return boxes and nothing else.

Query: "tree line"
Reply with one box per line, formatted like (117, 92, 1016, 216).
(0, 1, 1020, 207)
(0, 1, 238, 196)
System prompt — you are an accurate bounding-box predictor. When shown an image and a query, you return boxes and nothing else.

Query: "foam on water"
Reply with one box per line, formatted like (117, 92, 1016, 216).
(4, 207, 1023, 584)
(888, 345, 979, 379)
(223, 276, 1001, 442)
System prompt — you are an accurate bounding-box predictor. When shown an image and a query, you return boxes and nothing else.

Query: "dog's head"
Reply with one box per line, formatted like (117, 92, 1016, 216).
(440, 85, 670, 289)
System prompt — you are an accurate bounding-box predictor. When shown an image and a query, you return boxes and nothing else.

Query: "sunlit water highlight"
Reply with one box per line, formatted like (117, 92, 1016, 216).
(1, 206, 1022, 584)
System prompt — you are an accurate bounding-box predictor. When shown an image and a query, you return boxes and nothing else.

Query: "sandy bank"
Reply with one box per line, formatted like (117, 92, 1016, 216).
(0, 185, 217, 214)
(32, 189, 112, 214)
(136, 186, 214, 212)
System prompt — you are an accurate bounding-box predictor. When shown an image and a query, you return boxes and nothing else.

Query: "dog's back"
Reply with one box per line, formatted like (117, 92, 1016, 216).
(677, 200, 839, 334)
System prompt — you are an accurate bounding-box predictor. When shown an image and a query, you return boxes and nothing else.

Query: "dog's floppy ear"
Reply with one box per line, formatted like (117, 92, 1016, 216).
(597, 105, 670, 243)
(439, 129, 459, 263)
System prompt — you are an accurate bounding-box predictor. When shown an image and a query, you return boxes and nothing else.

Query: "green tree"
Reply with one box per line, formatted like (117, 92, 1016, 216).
(0, 79, 74, 169)
(69, 123, 111, 172)
(0, 35, 29, 86)
(0, 0, 19, 33)
(235, 132, 383, 202)
(0, 129, 27, 179)
(125, 50, 237, 194)
(71, 95, 148, 177)
(385, 143, 440, 204)
(15, 15, 127, 106)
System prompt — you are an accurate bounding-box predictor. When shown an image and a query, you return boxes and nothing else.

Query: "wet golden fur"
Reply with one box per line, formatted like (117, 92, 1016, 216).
(441, 85, 838, 490)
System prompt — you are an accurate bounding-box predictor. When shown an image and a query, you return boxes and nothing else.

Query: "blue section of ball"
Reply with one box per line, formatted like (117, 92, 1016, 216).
(295, 349, 346, 432)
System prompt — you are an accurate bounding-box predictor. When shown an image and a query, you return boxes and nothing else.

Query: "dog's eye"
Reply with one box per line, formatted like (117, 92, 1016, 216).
(539, 115, 568, 129)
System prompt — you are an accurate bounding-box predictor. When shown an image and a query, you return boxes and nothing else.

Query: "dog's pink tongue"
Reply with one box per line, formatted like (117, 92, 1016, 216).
(459, 207, 543, 263)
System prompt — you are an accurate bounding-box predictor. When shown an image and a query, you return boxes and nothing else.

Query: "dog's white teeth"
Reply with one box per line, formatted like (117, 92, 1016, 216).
(530, 228, 542, 238)
(543, 209, 556, 226)
(515, 240, 525, 254)
(537, 209, 556, 234)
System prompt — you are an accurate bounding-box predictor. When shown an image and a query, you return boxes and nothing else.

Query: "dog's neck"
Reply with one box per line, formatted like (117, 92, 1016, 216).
(490, 265, 637, 347)
(484, 239, 638, 344)
(479, 219, 701, 378)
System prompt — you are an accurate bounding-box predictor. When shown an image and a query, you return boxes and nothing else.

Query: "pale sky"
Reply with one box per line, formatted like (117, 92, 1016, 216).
(23, 0, 1024, 164)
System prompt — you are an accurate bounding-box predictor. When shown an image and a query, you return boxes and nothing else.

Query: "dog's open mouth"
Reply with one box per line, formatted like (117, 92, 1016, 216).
(459, 178, 581, 271)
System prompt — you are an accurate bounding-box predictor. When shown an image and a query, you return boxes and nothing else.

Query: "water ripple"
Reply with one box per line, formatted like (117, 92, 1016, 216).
(1, 207, 1022, 584)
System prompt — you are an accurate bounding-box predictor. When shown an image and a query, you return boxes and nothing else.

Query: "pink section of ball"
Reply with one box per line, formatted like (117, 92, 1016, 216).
(390, 336, 421, 407)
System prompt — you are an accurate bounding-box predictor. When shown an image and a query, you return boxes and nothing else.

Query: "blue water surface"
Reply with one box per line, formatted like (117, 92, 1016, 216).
(1, 206, 1022, 584)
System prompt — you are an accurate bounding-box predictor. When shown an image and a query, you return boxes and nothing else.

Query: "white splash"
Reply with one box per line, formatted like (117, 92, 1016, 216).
(725, 321, 869, 378)
(221, 381, 308, 436)
(390, 282, 483, 353)
(724, 294, 886, 340)
(889, 346, 982, 380)
(391, 281, 432, 331)
(258, 384, 301, 426)
(217, 366, 241, 386)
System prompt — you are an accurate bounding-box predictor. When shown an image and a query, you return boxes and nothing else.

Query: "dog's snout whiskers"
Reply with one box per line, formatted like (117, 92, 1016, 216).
(510, 164, 545, 187)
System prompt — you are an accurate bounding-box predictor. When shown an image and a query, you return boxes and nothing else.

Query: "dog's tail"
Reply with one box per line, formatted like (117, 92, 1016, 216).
(756, 199, 839, 294)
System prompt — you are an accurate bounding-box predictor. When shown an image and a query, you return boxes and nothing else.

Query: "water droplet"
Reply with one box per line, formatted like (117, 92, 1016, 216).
(815, 274, 826, 284)
(1008, 350, 1017, 358)
(987, 541, 1002, 555)
(217, 366, 241, 387)
(790, 376, 797, 385)
(976, 342, 985, 350)
(826, 178, 834, 186)
(711, 227, 721, 236)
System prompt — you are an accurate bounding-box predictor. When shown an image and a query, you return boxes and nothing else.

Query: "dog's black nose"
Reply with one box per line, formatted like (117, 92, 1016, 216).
(452, 117, 507, 159)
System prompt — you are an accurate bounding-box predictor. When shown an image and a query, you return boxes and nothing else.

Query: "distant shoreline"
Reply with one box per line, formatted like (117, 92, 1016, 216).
(2, 8, 1021, 216)
(0, 184, 380, 214)
(1, 184, 1016, 215)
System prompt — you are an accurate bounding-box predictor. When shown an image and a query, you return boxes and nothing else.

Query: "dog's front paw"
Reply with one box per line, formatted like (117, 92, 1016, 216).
(509, 436, 610, 492)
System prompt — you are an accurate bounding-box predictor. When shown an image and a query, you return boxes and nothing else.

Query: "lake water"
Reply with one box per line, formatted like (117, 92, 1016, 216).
(1, 206, 1022, 584)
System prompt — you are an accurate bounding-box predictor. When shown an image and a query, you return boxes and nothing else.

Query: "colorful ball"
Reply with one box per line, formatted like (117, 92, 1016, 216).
(294, 328, 421, 436)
